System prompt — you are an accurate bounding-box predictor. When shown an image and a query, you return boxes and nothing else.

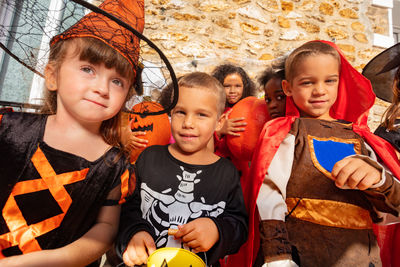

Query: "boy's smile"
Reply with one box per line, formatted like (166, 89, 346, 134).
(282, 54, 339, 120)
(170, 86, 221, 161)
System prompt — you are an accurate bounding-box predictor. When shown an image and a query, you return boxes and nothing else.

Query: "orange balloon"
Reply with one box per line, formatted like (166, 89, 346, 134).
(226, 97, 270, 161)
(127, 101, 171, 162)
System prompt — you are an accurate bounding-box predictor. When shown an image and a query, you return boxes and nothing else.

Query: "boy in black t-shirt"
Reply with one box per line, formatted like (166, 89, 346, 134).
(116, 72, 248, 266)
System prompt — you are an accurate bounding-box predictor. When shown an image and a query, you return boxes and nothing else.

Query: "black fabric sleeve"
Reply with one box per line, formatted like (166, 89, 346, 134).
(374, 125, 400, 152)
(104, 160, 134, 206)
(205, 167, 248, 264)
(115, 164, 155, 259)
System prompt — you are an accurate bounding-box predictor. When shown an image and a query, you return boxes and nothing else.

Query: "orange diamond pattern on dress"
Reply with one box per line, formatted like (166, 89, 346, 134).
(0, 146, 88, 258)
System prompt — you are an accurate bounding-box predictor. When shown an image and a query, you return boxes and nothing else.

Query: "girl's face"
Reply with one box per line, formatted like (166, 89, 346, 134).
(45, 43, 130, 126)
(282, 54, 339, 120)
(223, 73, 244, 105)
(264, 77, 286, 118)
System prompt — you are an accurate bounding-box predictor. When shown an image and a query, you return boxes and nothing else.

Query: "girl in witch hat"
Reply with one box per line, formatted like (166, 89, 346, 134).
(363, 43, 400, 267)
(0, 0, 177, 265)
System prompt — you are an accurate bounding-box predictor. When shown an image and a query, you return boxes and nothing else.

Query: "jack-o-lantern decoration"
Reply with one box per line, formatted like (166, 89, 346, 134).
(226, 97, 270, 161)
(126, 101, 171, 162)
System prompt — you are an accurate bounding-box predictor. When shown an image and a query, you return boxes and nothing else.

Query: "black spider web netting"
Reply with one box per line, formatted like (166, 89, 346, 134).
(0, 0, 178, 115)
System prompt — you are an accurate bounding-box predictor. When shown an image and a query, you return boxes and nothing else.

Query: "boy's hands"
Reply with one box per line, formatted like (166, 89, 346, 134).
(122, 231, 156, 267)
(122, 219, 219, 266)
(331, 157, 381, 190)
(174, 218, 219, 253)
(218, 109, 246, 137)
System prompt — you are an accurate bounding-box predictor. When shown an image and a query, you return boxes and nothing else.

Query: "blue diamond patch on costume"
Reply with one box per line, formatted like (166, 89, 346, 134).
(307, 136, 362, 178)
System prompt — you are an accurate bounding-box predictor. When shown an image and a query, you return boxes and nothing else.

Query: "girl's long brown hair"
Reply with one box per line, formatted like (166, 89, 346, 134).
(382, 67, 400, 130)
(42, 37, 137, 160)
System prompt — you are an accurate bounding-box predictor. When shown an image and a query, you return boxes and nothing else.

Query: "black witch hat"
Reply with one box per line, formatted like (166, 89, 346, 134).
(0, 0, 178, 115)
(362, 42, 400, 103)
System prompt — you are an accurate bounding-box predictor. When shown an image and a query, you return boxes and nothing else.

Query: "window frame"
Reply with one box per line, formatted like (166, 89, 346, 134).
(372, 0, 395, 48)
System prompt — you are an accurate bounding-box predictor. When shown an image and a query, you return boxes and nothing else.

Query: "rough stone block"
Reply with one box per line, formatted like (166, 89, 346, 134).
(319, 2, 334, 16)
(280, 30, 304, 40)
(339, 8, 358, 19)
(238, 5, 267, 23)
(278, 16, 291, 28)
(281, 1, 294, 12)
(300, 0, 316, 11)
(257, 0, 280, 13)
(195, 0, 230, 12)
(326, 27, 348, 39)
(240, 22, 262, 34)
(296, 20, 320, 33)
(353, 33, 368, 43)
(259, 53, 274, 60)
(172, 13, 201, 21)
(351, 21, 365, 32)
(337, 44, 355, 53)
(212, 16, 232, 28)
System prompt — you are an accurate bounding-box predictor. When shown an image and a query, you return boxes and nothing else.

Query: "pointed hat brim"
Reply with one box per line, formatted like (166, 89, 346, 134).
(362, 43, 400, 102)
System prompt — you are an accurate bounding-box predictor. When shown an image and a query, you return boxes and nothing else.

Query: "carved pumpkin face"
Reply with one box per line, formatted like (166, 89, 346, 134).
(226, 97, 270, 161)
(128, 101, 171, 162)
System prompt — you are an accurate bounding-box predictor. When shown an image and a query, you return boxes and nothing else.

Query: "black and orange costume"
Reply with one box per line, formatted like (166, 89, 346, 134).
(0, 112, 132, 258)
(363, 42, 400, 267)
(0, 0, 178, 264)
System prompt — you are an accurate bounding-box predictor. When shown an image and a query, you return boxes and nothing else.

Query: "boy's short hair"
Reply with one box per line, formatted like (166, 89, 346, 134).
(285, 41, 340, 82)
(178, 72, 226, 115)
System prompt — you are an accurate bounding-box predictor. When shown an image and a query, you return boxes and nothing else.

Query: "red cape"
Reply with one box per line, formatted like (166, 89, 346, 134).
(231, 40, 400, 267)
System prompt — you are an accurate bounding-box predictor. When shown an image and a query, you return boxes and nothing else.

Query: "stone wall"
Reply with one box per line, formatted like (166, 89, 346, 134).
(140, 0, 392, 130)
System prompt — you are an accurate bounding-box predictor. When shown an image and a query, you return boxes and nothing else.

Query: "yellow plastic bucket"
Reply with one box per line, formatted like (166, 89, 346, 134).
(147, 247, 206, 267)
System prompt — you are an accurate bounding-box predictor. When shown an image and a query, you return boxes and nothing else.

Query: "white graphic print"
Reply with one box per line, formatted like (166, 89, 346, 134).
(140, 166, 226, 248)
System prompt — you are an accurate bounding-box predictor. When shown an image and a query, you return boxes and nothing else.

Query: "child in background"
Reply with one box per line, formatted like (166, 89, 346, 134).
(221, 62, 287, 267)
(362, 42, 400, 267)
(212, 64, 256, 139)
(0, 0, 143, 265)
(364, 42, 400, 157)
(258, 60, 287, 119)
(116, 72, 248, 267)
(374, 66, 400, 156)
(243, 41, 400, 267)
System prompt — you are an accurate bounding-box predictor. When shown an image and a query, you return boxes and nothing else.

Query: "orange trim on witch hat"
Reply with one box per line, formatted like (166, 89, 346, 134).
(51, 0, 144, 72)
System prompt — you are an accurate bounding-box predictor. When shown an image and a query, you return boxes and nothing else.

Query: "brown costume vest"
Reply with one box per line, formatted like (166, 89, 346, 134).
(285, 118, 381, 267)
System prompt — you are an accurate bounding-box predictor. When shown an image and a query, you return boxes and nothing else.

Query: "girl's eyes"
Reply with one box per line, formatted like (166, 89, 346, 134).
(276, 94, 286, 101)
(265, 95, 285, 103)
(112, 79, 124, 87)
(81, 66, 94, 74)
(224, 84, 242, 88)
